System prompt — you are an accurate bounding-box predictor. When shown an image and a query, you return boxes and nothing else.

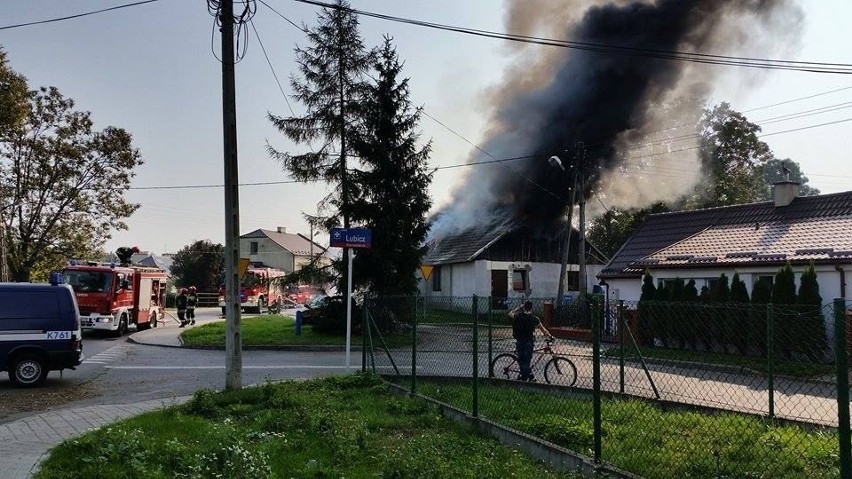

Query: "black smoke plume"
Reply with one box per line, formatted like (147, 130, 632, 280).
(431, 0, 801, 239)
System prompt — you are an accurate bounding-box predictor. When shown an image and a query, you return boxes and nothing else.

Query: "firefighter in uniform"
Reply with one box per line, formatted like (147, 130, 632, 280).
(186, 286, 198, 326)
(177, 288, 189, 327)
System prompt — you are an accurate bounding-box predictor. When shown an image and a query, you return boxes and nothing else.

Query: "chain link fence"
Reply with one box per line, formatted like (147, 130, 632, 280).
(362, 295, 852, 478)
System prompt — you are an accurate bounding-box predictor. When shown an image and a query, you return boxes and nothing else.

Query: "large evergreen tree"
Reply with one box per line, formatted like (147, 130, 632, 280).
(349, 37, 432, 295)
(267, 0, 373, 231)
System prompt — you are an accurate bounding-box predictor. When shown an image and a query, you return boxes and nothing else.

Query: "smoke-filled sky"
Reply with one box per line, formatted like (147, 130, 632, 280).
(432, 0, 805, 239)
(1, 0, 848, 253)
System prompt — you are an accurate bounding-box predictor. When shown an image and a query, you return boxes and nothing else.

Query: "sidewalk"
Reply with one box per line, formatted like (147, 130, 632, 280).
(1, 311, 210, 478)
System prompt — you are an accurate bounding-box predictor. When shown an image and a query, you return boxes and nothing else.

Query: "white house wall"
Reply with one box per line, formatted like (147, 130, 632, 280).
(606, 264, 848, 351)
(241, 238, 295, 273)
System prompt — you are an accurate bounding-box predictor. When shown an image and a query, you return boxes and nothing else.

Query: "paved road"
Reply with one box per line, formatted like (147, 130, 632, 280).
(371, 324, 843, 427)
(0, 307, 359, 478)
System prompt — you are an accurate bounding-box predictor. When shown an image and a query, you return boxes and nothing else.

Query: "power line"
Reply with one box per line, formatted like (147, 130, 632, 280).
(0, 0, 163, 31)
(290, 0, 852, 75)
(258, 0, 307, 32)
(249, 19, 296, 116)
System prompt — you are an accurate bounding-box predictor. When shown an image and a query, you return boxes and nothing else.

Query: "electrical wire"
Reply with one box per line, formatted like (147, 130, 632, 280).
(249, 19, 296, 116)
(290, 0, 852, 75)
(0, 0, 163, 31)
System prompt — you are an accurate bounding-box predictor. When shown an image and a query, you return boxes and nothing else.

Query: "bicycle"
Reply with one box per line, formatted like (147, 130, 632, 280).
(490, 338, 578, 386)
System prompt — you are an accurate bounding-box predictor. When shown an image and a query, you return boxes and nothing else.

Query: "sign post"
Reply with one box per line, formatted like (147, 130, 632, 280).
(330, 228, 372, 371)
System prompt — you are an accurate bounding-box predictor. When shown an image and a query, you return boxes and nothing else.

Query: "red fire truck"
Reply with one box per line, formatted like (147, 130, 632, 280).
(219, 266, 286, 315)
(61, 261, 168, 336)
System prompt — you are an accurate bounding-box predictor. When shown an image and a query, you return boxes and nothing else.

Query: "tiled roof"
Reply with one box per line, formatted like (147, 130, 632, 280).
(600, 190, 852, 278)
(423, 219, 517, 265)
(423, 217, 608, 266)
(243, 229, 327, 257)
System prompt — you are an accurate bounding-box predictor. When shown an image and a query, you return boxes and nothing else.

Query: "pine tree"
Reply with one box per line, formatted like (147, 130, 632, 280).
(267, 0, 373, 232)
(751, 276, 772, 357)
(797, 264, 827, 361)
(729, 273, 750, 355)
(350, 37, 432, 297)
(639, 272, 657, 346)
(684, 279, 698, 302)
(771, 263, 798, 358)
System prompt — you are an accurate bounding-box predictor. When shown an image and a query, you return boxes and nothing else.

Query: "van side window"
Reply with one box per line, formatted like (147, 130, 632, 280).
(0, 292, 60, 319)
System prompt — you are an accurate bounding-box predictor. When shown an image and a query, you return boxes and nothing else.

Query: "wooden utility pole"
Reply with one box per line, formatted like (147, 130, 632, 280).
(577, 142, 588, 303)
(219, 0, 242, 390)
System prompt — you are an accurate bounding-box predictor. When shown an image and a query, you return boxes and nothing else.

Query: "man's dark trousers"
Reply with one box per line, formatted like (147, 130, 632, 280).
(516, 338, 535, 380)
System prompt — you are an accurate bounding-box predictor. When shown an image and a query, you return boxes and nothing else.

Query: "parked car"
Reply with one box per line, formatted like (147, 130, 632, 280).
(299, 294, 338, 325)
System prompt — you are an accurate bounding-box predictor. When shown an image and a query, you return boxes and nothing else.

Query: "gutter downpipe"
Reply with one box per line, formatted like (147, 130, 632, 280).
(836, 265, 847, 299)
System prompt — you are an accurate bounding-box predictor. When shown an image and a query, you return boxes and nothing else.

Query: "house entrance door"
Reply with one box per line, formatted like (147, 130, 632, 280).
(491, 270, 508, 309)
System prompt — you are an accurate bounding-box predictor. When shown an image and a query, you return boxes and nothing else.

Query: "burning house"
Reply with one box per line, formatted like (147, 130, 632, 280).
(419, 216, 607, 307)
(423, 0, 801, 301)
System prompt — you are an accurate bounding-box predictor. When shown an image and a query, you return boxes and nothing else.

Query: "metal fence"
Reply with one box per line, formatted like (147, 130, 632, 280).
(362, 295, 852, 479)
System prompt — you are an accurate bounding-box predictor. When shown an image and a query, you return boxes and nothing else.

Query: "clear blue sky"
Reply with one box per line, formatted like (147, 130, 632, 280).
(2, 0, 850, 254)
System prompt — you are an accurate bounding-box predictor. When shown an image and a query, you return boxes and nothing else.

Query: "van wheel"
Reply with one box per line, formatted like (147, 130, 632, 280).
(114, 315, 128, 337)
(9, 354, 48, 387)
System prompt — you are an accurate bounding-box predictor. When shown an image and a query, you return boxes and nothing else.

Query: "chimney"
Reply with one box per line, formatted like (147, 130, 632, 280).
(277, 226, 286, 234)
(773, 180, 800, 208)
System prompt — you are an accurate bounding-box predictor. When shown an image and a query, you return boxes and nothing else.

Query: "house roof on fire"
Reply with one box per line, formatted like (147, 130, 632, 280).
(423, 218, 608, 266)
(599, 190, 852, 279)
(242, 229, 327, 257)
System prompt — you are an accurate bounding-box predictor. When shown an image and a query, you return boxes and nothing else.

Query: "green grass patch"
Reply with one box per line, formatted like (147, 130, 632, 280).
(604, 346, 833, 378)
(35, 374, 581, 479)
(180, 315, 411, 348)
(409, 380, 838, 479)
(419, 307, 512, 326)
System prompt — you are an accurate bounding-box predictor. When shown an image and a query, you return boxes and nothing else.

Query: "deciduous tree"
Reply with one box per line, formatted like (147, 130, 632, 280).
(170, 240, 225, 292)
(1, 86, 141, 281)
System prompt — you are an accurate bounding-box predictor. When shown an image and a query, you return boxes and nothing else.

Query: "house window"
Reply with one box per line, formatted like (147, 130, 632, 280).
(565, 271, 579, 291)
(512, 269, 528, 291)
(432, 266, 442, 291)
(250, 241, 258, 254)
(754, 275, 774, 287)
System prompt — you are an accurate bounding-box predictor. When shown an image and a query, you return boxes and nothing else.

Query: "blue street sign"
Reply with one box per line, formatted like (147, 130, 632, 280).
(330, 228, 372, 249)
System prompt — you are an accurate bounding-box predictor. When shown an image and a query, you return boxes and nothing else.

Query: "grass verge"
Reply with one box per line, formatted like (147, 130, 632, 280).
(35, 374, 581, 479)
(409, 380, 838, 479)
(180, 315, 411, 348)
(604, 346, 833, 378)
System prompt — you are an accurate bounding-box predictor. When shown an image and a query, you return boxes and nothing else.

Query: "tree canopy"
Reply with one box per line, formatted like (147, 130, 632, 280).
(1, 82, 142, 281)
(349, 37, 432, 295)
(267, 0, 373, 231)
(170, 240, 225, 292)
(588, 102, 820, 258)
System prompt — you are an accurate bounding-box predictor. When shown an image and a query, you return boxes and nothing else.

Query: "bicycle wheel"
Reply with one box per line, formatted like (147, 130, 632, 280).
(490, 353, 520, 380)
(544, 357, 578, 386)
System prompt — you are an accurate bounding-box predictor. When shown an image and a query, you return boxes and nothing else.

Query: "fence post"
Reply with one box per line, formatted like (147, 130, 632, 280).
(767, 304, 775, 419)
(411, 296, 418, 395)
(488, 296, 493, 377)
(835, 298, 851, 479)
(592, 296, 602, 464)
(472, 295, 480, 418)
(618, 300, 625, 394)
(361, 299, 367, 373)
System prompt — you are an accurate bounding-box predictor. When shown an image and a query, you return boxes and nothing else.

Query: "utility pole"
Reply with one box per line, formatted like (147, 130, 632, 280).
(556, 169, 578, 306)
(219, 0, 242, 390)
(577, 142, 588, 304)
(0, 206, 7, 282)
